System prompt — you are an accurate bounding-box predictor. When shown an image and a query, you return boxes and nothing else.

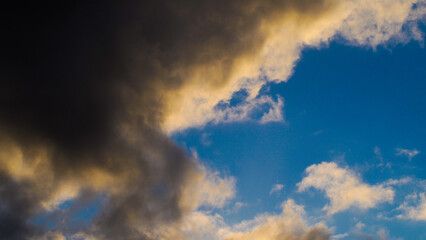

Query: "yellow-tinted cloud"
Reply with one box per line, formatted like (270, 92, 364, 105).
(0, 0, 425, 239)
(298, 162, 394, 215)
(160, 0, 425, 133)
(148, 199, 331, 240)
(223, 199, 330, 240)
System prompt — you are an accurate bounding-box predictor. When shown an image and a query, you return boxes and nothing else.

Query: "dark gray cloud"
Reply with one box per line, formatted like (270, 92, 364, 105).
(0, 1, 338, 239)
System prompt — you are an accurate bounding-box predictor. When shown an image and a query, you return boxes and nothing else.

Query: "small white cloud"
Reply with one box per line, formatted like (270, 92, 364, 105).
(374, 146, 383, 161)
(298, 162, 394, 215)
(200, 133, 212, 146)
(376, 228, 390, 240)
(332, 233, 349, 239)
(230, 202, 247, 213)
(259, 97, 284, 124)
(269, 184, 284, 195)
(397, 192, 426, 221)
(395, 148, 420, 161)
(374, 146, 391, 169)
(383, 177, 412, 186)
(354, 221, 365, 231)
(312, 130, 323, 136)
(214, 96, 284, 125)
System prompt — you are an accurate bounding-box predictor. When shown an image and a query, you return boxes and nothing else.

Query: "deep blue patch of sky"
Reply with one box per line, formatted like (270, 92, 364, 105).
(172, 39, 426, 238)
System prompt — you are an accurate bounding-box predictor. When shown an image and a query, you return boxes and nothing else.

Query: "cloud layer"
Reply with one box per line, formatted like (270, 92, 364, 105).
(0, 0, 425, 239)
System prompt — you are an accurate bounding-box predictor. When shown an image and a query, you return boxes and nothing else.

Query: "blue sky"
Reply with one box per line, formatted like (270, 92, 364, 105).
(172, 40, 426, 239)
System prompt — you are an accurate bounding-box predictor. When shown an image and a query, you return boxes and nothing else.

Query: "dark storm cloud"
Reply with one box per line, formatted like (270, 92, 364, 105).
(0, 1, 335, 239)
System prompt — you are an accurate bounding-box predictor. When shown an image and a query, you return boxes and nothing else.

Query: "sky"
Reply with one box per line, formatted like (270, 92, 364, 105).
(0, 1, 425, 240)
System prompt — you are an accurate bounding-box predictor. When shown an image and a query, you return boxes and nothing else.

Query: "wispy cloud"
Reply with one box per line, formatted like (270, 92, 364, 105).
(395, 148, 420, 161)
(397, 192, 426, 221)
(230, 202, 247, 213)
(270, 184, 285, 195)
(374, 146, 391, 169)
(332, 233, 349, 239)
(383, 177, 413, 186)
(298, 162, 394, 215)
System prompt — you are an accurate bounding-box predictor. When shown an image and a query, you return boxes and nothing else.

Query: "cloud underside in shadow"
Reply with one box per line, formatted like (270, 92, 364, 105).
(0, 0, 425, 239)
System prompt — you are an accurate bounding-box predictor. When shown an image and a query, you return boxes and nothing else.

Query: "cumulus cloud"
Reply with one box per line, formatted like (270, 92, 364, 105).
(397, 192, 426, 221)
(298, 162, 395, 215)
(131, 199, 331, 240)
(222, 199, 331, 240)
(395, 148, 420, 161)
(0, 0, 425, 239)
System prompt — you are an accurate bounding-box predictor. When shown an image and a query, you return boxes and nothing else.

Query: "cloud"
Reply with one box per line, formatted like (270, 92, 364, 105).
(374, 146, 391, 168)
(270, 184, 285, 195)
(132, 199, 331, 240)
(230, 202, 248, 213)
(222, 199, 331, 240)
(0, 0, 425, 239)
(31, 231, 67, 240)
(332, 233, 349, 239)
(383, 177, 413, 186)
(395, 148, 420, 161)
(160, 0, 426, 133)
(397, 192, 426, 221)
(298, 162, 394, 215)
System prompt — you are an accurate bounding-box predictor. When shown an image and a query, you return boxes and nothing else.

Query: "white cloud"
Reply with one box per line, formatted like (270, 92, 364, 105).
(270, 184, 285, 195)
(383, 177, 413, 186)
(395, 148, 420, 161)
(397, 192, 426, 221)
(298, 162, 395, 215)
(230, 202, 247, 213)
(332, 233, 349, 239)
(374, 146, 391, 168)
(354, 221, 365, 231)
(260, 97, 285, 124)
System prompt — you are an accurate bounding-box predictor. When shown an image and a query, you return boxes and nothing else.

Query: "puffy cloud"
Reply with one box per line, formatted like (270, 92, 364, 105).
(222, 199, 331, 240)
(395, 148, 420, 161)
(141, 199, 331, 240)
(298, 162, 394, 215)
(397, 192, 426, 221)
